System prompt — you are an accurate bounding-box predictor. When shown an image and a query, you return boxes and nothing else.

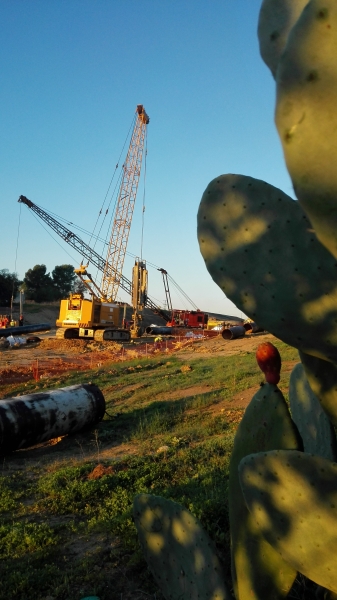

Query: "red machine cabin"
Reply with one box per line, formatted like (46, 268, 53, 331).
(167, 309, 208, 329)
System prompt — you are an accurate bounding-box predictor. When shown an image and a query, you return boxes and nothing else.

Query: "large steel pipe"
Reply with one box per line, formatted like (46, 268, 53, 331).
(243, 321, 264, 333)
(222, 326, 246, 340)
(0, 384, 105, 454)
(0, 323, 51, 337)
(145, 326, 174, 335)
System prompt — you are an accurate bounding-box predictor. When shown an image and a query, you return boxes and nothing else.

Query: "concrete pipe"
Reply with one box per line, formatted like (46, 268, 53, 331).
(222, 326, 246, 340)
(0, 384, 105, 454)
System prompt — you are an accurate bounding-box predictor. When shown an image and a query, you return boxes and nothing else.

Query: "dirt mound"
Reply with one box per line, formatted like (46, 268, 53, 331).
(39, 338, 121, 354)
(0, 367, 32, 384)
(176, 332, 276, 358)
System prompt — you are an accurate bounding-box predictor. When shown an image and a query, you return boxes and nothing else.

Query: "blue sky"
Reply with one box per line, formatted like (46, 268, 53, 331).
(1, 1, 293, 316)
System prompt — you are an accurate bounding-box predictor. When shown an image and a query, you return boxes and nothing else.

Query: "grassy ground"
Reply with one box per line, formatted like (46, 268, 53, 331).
(0, 340, 308, 600)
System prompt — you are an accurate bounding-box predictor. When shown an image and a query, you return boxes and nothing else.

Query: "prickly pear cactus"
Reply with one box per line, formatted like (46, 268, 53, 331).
(239, 449, 337, 594)
(299, 352, 337, 427)
(229, 382, 301, 600)
(258, 0, 309, 78)
(199, 0, 337, 596)
(136, 3, 337, 599)
(289, 362, 337, 459)
(133, 493, 231, 600)
(276, 0, 337, 259)
(197, 173, 337, 364)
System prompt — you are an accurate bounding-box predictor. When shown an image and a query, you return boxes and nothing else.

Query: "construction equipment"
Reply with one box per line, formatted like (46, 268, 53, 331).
(19, 105, 152, 341)
(158, 268, 209, 329)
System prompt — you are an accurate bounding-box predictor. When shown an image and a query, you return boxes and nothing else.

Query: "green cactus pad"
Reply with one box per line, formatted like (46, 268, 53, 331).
(239, 449, 337, 594)
(229, 383, 301, 600)
(258, 0, 309, 78)
(300, 351, 337, 428)
(289, 362, 337, 458)
(276, 0, 337, 259)
(133, 493, 231, 600)
(197, 173, 337, 363)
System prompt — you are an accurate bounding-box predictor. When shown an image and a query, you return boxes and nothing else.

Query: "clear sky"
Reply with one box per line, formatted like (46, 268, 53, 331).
(1, 0, 293, 317)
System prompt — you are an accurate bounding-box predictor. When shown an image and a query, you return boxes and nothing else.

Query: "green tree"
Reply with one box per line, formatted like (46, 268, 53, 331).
(72, 278, 88, 297)
(24, 265, 55, 303)
(52, 264, 76, 299)
(0, 269, 21, 306)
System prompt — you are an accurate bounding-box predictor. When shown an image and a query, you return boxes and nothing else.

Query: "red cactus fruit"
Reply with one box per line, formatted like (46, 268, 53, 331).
(256, 342, 281, 385)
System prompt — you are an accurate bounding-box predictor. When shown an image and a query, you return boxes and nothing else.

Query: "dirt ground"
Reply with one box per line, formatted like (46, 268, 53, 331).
(0, 330, 276, 374)
(0, 315, 293, 470)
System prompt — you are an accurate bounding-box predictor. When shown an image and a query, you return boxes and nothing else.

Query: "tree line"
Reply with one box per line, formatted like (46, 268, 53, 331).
(0, 265, 86, 306)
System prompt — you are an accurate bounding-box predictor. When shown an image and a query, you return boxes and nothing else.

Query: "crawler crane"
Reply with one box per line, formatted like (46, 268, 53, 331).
(19, 105, 157, 341)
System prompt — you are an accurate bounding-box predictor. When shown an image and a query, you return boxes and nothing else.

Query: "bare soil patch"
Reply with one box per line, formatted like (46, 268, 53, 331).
(0, 326, 285, 471)
(155, 384, 219, 402)
(176, 332, 277, 359)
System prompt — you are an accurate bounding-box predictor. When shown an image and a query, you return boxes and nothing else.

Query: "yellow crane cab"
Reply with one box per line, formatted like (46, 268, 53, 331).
(56, 293, 128, 341)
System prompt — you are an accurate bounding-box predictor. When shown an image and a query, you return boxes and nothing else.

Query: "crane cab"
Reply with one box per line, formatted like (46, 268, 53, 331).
(56, 294, 128, 340)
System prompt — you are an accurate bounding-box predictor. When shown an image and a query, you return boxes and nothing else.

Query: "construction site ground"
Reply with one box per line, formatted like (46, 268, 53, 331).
(0, 301, 261, 390)
(0, 313, 301, 600)
(0, 304, 289, 470)
(0, 329, 288, 471)
(0, 326, 279, 391)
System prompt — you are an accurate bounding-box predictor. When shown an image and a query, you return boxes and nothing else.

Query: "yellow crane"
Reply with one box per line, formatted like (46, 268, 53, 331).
(19, 105, 151, 341)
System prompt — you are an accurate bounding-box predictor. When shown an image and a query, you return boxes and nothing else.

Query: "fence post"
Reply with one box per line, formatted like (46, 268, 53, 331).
(34, 359, 39, 381)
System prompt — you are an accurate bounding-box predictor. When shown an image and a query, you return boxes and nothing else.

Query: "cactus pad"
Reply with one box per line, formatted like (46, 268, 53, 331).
(197, 173, 337, 363)
(276, 0, 337, 258)
(289, 362, 337, 459)
(258, 0, 309, 78)
(133, 493, 231, 600)
(239, 449, 337, 594)
(299, 351, 337, 428)
(229, 383, 301, 600)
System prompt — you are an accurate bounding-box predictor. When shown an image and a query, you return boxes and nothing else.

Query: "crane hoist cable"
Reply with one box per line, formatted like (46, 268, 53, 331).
(91, 167, 124, 287)
(13, 203, 21, 275)
(91, 111, 146, 292)
(88, 113, 136, 251)
(28, 210, 79, 264)
(25, 202, 152, 267)
(166, 273, 199, 310)
(91, 167, 123, 252)
(11, 203, 22, 318)
(100, 105, 149, 302)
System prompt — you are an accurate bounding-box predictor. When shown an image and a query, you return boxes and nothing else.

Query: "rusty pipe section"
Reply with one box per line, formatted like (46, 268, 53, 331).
(0, 384, 105, 454)
(222, 326, 246, 340)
